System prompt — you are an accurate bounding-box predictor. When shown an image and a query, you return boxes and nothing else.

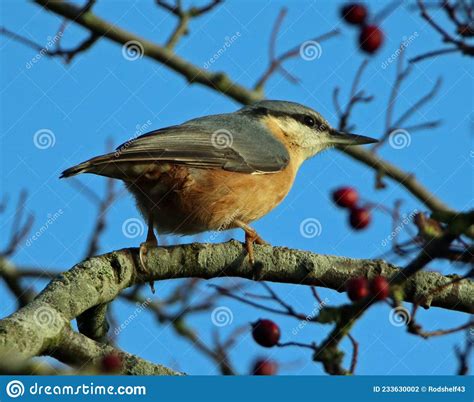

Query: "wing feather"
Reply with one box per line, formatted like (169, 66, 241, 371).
(61, 113, 290, 178)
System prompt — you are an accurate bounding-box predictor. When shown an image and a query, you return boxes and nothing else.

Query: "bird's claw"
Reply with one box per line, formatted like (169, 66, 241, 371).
(139, 240, 158, 293)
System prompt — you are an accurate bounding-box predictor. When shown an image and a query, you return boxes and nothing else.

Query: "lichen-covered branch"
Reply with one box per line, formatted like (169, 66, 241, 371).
(0, 252, 180, 375)
(0, 241, 471, 371)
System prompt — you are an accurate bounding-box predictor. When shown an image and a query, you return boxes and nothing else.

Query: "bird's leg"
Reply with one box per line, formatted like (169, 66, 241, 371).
(234, 220, 267, 266)
(139, 214, 158, 293)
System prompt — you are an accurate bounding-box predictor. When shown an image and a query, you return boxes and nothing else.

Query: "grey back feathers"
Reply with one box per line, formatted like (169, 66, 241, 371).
(60, 101, 316, 178)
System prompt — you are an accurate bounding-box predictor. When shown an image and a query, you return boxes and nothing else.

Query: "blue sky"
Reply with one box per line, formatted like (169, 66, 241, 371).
(1, 0, 472, 375)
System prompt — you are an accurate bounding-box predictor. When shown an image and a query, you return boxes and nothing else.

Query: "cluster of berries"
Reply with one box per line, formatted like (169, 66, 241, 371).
(341, 3, 384, 54)
(346, 276, 390, 301)
(249, 275, 390, 374)
(332, 186, 371, 230)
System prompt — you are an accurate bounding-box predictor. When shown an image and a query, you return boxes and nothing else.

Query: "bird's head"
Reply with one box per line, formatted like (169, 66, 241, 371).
(242, 100, 377, 161)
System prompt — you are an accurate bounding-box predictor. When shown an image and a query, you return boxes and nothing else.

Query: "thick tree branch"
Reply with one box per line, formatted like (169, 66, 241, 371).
(51, 327, 180, 375)
(0, 241, 472, 369)
(33, 0, 260, 105)
(0, 253, 180, 375)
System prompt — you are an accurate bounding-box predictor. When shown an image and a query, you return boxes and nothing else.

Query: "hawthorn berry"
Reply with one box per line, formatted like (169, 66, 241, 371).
(346, 277, 369, 301)
(341, 3, 368, 25)
(252, 319, 281, 347)
(370, 276, 390, 300)
(101, 353, 122, 373)
(332, 187, 359, 209)
(359, 25, 384, 53)
(252, 358, 278, 375)
(349, 207, 371, 230)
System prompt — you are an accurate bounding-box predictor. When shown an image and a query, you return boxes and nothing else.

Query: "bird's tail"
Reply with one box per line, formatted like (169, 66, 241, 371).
(60, 154, 117, 178)
(60, 161, 91, 178)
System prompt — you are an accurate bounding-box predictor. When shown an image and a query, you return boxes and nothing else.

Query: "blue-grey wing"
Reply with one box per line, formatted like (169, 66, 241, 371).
(112, 113, 290, 173)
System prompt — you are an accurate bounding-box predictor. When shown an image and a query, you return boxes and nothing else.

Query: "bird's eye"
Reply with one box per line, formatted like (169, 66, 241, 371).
(303, 115, 315, 127)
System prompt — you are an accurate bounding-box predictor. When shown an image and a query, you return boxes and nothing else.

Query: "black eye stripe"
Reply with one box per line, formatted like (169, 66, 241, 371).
(248, 108, 327, 131)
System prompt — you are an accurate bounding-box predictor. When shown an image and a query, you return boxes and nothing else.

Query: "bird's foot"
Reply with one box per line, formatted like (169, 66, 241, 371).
(139, 240, 158, 293)
(238, 223, 267, 279)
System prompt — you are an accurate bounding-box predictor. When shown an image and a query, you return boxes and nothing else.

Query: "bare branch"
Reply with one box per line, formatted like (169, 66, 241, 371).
(29, 0, 463, 218)
(254, 9, 339, 90)
(411, 0, 474, 63)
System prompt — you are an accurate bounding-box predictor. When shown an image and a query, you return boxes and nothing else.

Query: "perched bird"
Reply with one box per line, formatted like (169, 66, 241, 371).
(61, 100, 377, 270)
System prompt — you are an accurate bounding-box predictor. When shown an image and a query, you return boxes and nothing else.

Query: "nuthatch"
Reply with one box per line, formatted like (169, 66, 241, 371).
(61, 100, 377, 269)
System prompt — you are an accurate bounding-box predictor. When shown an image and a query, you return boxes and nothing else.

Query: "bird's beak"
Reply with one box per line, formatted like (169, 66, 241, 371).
(329, 129, 378, 146)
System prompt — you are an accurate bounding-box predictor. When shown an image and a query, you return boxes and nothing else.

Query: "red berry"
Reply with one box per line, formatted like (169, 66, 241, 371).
(346, 277, 369, 301)
(349, 207, 371, 230)
(252, 319, 281, 347)
(252, 358, 278, 375)
(332, 187, 359, 209)
(359, 25, 384, 53)
(370, 276, 390, 300)
(341, 3, 367, 25)
(101, 353, 122, 373)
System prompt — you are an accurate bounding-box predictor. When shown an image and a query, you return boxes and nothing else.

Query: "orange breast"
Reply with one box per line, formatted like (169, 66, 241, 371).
(127, 116, 304, 234)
